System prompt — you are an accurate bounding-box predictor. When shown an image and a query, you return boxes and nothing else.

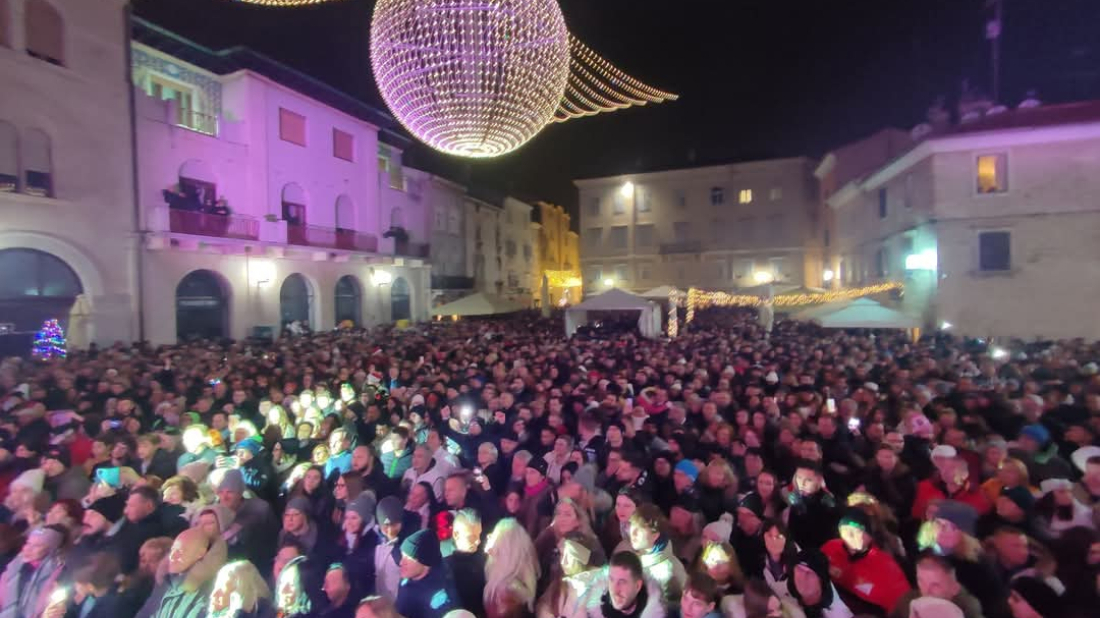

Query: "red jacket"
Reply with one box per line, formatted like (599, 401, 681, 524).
(911, 478, 991, 521)
(822, 539, 911, 612)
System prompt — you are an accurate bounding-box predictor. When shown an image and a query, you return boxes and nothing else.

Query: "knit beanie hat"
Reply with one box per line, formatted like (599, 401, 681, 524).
(347, 492, 377, 527)
(1010, 577, 1061, 618)
(192, 504, 236, 532)
(12, 468, 45, 494)
(737, 492, 765, 519)
(401, 529, 441, 567)
(703, 515, 733, 544)
(89, 493, 126, 523)
(285, 497, 312, 518)
(934, 500, 978, 535)
(526, 456, 548, 478)
(674, 459, 699, 482)
(1020, 424, 1050, 446)
(909, 597, 965, 618)
(376, 496, 404, 525)
(1001, 486, 1036, 513)
(218, 468, 246, 495)
(839, 507, 872, 534)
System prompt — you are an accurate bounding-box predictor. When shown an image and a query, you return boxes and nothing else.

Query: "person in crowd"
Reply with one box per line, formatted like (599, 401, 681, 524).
(536, 532, 605, 618)
(601, 488, 642, 556)
(355, 595, 402, 618)
(395, 529, 459, 618)
(1007, 576, 1063, 618)
(679, 572, 722, 618)
(206, 560, 273, 618)
(0, 525, 67, 618)
(980, 458, 1033, 506)
(274, 556, 314, 618)
(535, 498, 605, 583)
(136, 527, 227, 618)
(861, 444, 917, 520)
(984, 527, 1063, 593)
(280, 496, 335, 565)
(403, 445, 446, 500)
(41, 445, 91, 501)
(786, 460, 842, 551)
(627, 503, 686, 604)
(820, 508, 911, 614)
(290, 466, 336, 528)
(382, 428, 414, 481)
(483, 517, 540, 618)
(568, 550, 666, 618)
(337, 493, 379, 587)
(785, 549, 852, 618)
(320, 564, 357, 618)
(891, 554, 986, 618)
(1033, 478, 1094, 539)
(913, 458, 991, 523)
(68, 493, 126, 570)
(216, 468, 278, 565)
(447, 509, 486, 616)
(695, 540, 745, 596)
(137, 434, 178, 482)
(918, 500, 1008, 618)
(117, 486, 171, 574)
(1011, 425, 1073, 486)
(519, 457, 554, 538)
(374, 496, 408, 601)
(44, 552, 130, 618)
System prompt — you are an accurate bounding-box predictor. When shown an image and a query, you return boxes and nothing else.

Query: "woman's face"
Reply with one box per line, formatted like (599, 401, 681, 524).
(654, 458, 672, 478)
(757, 473, 776, 498)
(504, 492, 522, 514)
(764, 525, 786, 557)
(334, 477, 348, 501)
(998, 464, 1021, 487)
(272, 442, 284, 462)
(1053, 487, 1073, 506)
(707, 467, 726, 488)
(344, 510, 363, 535)
(92, 440, 109, 459)
(46, 504, 73, 527)
(163, 485, 183, 505)
(555, 504, 579, 533)
(702, 544, 731, 582)
(198, 512, 220, 538)
(303, 470, 322, 493)
(615, 495, 637, 523)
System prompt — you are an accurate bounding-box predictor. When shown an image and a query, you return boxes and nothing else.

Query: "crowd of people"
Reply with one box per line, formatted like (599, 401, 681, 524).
(0, 308, 1097, 618)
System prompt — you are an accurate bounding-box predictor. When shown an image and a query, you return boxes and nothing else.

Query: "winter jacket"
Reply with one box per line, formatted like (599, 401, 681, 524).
(115, 511, 167, 574)
(135, 574, 213, 618)
(861, 464, 917, 520)
(1010, 446, 1074, 485)
(0, 553, 64, 618)
(374, 532, 403, 601)
(638, 541, 687, 604)
(447, 550, 486, 616)
(395, 566, 460, 618)
(141, 449, 178, 481)
(381, 449, 413, 480)
(562, 568, 667, 618)
(820, 539, 911, 613)
(911, 479, 991, 521)
(60, 588, 135, 618)
(786, 491, 842, 551)
(336, 527, 380, 592)
(402, 462, 447, 501)
(45, 466, 91, 501)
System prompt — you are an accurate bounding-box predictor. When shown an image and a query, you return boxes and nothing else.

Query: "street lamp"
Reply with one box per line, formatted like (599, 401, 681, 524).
(619, 182, 634, 198)
(753, 271, 774, 284)
(822, 269, 835, 283)
(603, 277, 615, 288)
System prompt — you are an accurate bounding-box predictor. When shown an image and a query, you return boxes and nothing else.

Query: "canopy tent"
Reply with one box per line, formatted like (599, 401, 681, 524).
(792, 297, 919, 329)
(640, 285, 683, 300)
(566, 288, 662, 338)
(430, 292, 524, 317)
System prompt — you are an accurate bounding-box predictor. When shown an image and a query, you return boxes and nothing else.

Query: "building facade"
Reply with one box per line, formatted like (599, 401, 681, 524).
(1, 0, 137, 351)
(825, 100, 1100, 339)
(533, 202, 581, 306)
(575, 158, 818, 294)
(468, 196, 503, 295)
(425, 174, 473, 302)
(500, 196, 535, 303)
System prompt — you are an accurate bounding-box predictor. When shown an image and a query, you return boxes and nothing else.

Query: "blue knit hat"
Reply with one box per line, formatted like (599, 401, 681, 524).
(1020, 424, 1050, 445)
(401, 529, 441, 567)
(675, 460, 699, 482)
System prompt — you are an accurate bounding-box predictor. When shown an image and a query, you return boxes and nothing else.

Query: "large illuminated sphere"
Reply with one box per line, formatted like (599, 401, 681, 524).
(370, 0, 571, 158)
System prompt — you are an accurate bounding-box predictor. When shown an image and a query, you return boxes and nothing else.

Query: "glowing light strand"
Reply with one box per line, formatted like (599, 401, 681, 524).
(684, 282, 904, 324)
(553, 35, 679, 122)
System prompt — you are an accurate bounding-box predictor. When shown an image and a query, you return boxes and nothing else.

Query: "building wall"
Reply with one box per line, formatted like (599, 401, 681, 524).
(575, 157, 817, 295)
(469, 198, 502, 294)
(535, 202, 580, 304)
(0, 0, 136, 345)
(426, 175, 467, 278)
(500, 197, 534, 301)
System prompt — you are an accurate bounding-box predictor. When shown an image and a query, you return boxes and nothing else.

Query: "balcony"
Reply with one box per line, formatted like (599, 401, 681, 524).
(169, 209, 259, 240)
(395, 240, 430, 258)
(659, 240, 703, 255)
(177, 109, 218, 136)
(336, 229, 379, 252)
(431, 275, 475, 290)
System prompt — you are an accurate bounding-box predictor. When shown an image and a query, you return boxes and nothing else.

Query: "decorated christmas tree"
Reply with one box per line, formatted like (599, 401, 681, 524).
(32, 319, 66, 359)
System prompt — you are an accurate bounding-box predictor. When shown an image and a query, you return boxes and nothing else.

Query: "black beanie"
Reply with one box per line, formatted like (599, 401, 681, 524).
(738, 492, 765, 519)
(89, 493, 126, 523)
(401, 529, 442, 568)
(839, 507, 872, 534)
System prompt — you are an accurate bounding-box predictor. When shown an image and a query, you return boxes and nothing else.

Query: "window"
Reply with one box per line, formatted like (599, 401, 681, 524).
(876, 247, 889, 278)
(636, 189, 650, 212)
(332, 129, 354, 161)
(281, 183, 307, 225)
(447, 209, 460, 234)
(613, 194, 626, 215)
(614, 264, 628, 282)
(335, 195, 354, 230)
(739, 189, 753, 204)
(710, 187, 724, 206)
(979, 231, 1011, 271)
(639, 264, 652, 281)
(0, 121, 17, 192)
(976, 153, 1008, 194)
(279, 108, 306, 146)
(587, 267, 602, 284)
(505, 240, 517, 257)
(769, 257, 786, 279)
(676, 190, 687, 209)
(878, 188, 888, 219)
(433, 206, 446, 232)
(587, 197, 600, 218)
(635, 224, 655, 248)
(673, 221, 691, 242)
(586, 228, 602, 249)
(769, 187, 782, 201)
(22, 128, 52, 197)
(144, 73, 207, 133)
(609, 226, 628, 249)
(523, 244, 532, 262)
(25, 0, 63, 66)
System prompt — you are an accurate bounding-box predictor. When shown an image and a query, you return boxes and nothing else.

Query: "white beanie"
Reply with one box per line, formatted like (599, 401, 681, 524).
(12, 468, 45, 494)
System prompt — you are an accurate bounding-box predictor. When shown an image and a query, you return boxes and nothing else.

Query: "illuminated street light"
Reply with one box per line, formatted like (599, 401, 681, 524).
(371, 269, 393, 287)
(603, 278, 615, 288)
(941, 321, 953, 330)
(822, 269, 835, 282)
(753, 271, 774, 284)
(620, 182, 634, 198)
(991, 347, 1008, 360)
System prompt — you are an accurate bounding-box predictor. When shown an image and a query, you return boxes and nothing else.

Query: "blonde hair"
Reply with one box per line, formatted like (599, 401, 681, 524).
(484, 518, 540, 611)
(357, 596, 403, 618)
(704, 459, 738, 489)
(553, 498, 595, 539)
(208, 560, 271, 615)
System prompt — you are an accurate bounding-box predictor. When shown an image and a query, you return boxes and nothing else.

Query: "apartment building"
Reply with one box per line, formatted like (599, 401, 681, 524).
(575, 158, 818, 294)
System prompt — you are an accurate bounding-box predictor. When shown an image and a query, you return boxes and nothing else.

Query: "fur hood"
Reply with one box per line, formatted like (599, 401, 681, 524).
(564, 568, 667, 618)
(154, 536, 228, 593)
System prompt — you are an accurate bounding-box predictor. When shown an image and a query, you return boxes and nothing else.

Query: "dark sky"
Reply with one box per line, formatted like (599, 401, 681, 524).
(133, 0, 1100, 216)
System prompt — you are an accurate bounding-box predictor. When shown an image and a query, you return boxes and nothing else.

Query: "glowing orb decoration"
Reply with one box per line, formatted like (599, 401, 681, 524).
(231, 0, 340, 6)
(371, 0, 571, 158)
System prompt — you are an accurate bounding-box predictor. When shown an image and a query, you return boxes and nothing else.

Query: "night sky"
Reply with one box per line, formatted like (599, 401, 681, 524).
(133, 0, 1100, 217)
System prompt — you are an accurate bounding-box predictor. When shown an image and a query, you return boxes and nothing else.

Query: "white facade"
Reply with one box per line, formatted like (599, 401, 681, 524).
(500, 196, 535, 302)
(131, 20, 431, 344)
(827, 102, 1100, 339)
(468, 196, 503, 295)
(575, 158, 818, 294)
(425, 174, 471, 298)
(0, 0, 137, 346)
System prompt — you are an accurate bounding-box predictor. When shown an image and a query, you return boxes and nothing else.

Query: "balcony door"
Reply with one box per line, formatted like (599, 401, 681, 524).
(280, 273, 313, 329)
(175, 269, 228, 341)
(334, 275, 361, 326)
(390, 276, 410, 322)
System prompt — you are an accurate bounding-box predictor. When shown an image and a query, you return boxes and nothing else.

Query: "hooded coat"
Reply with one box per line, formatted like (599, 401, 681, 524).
(135, 537, 227, 618)
(0, 552, 64, 618)
(637, 540, 687, 604)
(820, 539, 911, 612)
(785, 551, 853, 618)
(561, 567, 667, 618)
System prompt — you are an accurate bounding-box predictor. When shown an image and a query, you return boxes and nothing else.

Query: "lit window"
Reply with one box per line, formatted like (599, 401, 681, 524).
(739, 189, 753, 204)
(279, 108, 306, 146)
(976, 153, 1007, 194)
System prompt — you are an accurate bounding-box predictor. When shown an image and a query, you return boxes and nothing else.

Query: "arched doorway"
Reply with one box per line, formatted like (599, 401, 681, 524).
(391, 276, 410, 322)
(0, 248, 82, 331)
(280, 274, 313, 329)
(175, 270, 228, 341)
(334, 275, 361, 326)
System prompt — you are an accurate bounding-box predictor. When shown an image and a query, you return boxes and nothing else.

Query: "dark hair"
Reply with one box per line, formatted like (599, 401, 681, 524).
(743, 579, 778, 618)
(132, 485, 161, 506)
(684, 572, 720, 605)
(609, 550, 644, 582)
(392, 426, 411, 441)
(761, 518, 797, 565)
(793, 458, 823, 475)
(629, 503, 666, 534)
(74, 552, 121, 590)
(278, 538, 307, 556)
(915, 551, 956, 576)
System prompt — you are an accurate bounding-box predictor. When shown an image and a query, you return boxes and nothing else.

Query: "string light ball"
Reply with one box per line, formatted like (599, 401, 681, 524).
(370, 0, 571, 158)
(230, 0, 339, 6)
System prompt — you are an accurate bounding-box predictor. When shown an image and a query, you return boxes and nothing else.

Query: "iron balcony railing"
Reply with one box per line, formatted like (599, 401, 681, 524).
(169, 210, 259, 240)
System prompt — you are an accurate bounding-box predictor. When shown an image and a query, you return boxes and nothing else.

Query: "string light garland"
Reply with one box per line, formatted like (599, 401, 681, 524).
(544, 270, 583, 288)
(554, 36, 679, 122)
(229, 0, 341, 6)
(685, 282, 904, 323)
(668, 290, 679, 338)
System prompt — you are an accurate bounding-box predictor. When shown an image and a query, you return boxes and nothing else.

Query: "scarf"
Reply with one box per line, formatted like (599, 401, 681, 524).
(525, 479, 549, 497)
(600, 582, 649, 618)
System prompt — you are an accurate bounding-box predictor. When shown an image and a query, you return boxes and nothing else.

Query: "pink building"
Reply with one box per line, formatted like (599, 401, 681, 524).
(131, 18, 432, 343)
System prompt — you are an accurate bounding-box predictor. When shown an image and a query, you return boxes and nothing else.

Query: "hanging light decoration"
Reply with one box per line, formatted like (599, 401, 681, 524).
(230, 0, 339, 6)
(371, 0, 571, 158)
(371, 0, 677, 158)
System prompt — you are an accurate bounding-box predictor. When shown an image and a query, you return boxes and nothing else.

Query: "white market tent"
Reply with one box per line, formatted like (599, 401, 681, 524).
(793, 297, 920, 329)
(430, 292, 524, 317)
(640, 285, 682, 300)
(566, 288, 662, 338)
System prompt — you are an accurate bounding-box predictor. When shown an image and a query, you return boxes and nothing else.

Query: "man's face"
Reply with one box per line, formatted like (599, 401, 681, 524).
(217, 489, 243, 511)
(352, 446, 370, 472)
(399, 554, 428, 580)
(680, 590, 716, 618)
(323, 569, 350, 604)
(607, 565, 643, 610)
(82, 510, 109, 536)
(41, 458, 63, 477)
(916, 565, 955, 598)
(794, 468, 821, 495)
(629, 521, 658, 552)
(412, 448, 430, 472)
(283, 509, 306, 534)
(139, 544, 166, 575)
(124, 494, 153, 523)
(452, 520, 480, 553)
(167, 537, 204, 575)
(993, 532, 1030, 568)
(875, 449, 898, 471)
(839, 524, 868, 553)
(444, 477, 466, 508)
(19, 534, 52, 563)
(273, 547, 300, 581)
(380, 521, 401, 541)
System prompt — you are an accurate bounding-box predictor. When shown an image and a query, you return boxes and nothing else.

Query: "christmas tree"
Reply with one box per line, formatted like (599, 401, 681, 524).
(32, 319, 66, 359)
